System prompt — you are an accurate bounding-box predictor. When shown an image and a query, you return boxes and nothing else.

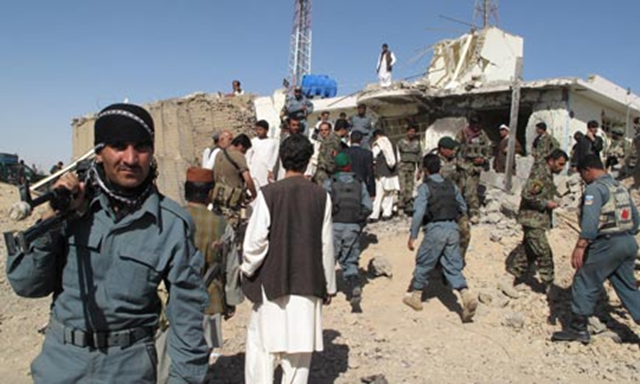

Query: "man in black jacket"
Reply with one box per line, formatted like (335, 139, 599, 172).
(347, 131, 375, 198)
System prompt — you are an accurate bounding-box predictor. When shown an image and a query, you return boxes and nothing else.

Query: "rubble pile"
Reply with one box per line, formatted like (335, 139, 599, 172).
(554, 173, 584, 210)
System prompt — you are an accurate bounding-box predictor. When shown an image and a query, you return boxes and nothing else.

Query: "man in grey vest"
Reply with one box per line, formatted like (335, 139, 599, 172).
(241, 134, 336, 383)
(404, 154, 478, 323)
(552, 154, 640, 344)
(323, 152, 372, 311)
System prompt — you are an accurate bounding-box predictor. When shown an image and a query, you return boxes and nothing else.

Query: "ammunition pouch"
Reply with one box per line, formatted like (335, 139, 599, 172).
(211, 183, 244, 209)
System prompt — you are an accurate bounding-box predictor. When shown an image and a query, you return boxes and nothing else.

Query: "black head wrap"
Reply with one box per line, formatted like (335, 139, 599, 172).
(94, 103, 154, 149)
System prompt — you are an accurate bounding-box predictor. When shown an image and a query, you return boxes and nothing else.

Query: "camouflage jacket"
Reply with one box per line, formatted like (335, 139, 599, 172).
(431, 149, 464, 190)
(531, 133, 560, 162)
(517, 163, 555, 229)
(455, 128, 492, 171)
(604, 138, 631, 163)
(317, 132, 343, 174)
(397, 137, 422, 164)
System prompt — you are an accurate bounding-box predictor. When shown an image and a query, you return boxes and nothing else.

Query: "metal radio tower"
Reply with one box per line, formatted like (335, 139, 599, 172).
(287, 0, 312, 89)
(474, 0, 499, 29)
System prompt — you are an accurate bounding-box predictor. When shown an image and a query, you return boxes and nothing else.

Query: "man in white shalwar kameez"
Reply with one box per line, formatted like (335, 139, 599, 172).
(376, 43, 397, 88)
(246, 120, 279, 189)
(241, 134, 336, 384)
(370, 130, 400, 220)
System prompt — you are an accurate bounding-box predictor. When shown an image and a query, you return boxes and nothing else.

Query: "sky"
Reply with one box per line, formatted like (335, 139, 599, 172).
(1, 0, 639, 170)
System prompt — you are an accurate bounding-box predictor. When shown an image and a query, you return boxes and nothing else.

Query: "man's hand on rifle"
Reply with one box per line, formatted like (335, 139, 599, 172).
(45, 173, 86, 219)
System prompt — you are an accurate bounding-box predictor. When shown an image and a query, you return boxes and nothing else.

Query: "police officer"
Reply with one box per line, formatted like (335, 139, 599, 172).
(500, 149, 568, 299)
(397, 125, 422, 215)
(349, 104, 374, 149)
(285, 86, 314, 134)
(552, 154, 640, 344)
(404, 154, 478, 323)
(314, 121, 342, 185)
(430, 137, 471, 262)
(456, 116, 492, 224)
(6, 103, 209, 383)
(323, 153, 372, 309)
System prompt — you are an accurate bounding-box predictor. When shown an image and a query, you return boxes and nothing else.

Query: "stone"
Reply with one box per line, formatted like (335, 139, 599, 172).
(361, 374, 389, 384)
(588, 316, 607, 335)
(598, 331, 622, 344)
(478, 291, 493, 304)
(502, 312, 525, 330)
(490, 232, 502, 242)
(484, 213, 502, 224)
(500, 194, 520, 218)
(368, 256, 393, 278)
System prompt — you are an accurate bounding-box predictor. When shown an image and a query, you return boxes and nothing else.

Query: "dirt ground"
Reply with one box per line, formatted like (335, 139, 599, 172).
(1, 181, 640, 383)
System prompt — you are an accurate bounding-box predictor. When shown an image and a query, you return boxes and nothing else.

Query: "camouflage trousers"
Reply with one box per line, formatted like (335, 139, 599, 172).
(462, 168, 482, 218)
(458, 214, 471, 262)
(398, 162, 417, 212)
(508, 226, 554, 285)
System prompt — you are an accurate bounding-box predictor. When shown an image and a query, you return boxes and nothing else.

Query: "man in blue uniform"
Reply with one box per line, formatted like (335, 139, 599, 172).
(403, 154, 478, 323)
(6, 103, 209, 383)
(323, 153, 372, 309)
(552, 154, 640, 344)
(285, 87, 314, 134)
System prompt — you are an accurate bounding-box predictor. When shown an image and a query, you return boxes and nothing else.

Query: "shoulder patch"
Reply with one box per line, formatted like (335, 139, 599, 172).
(584, 195, 595, 206)
(530, 181, 543, 195)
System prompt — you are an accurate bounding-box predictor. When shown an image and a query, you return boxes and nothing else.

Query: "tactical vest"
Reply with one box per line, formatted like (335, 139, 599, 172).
(331, 175, 363, 223)
(423, 178, 460, 224)
(399, 139, 422, 163)
(593, 178, 634, 235)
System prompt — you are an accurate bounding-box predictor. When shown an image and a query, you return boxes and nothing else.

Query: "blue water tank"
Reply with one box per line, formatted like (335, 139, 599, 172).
(301, 74, 338, 99)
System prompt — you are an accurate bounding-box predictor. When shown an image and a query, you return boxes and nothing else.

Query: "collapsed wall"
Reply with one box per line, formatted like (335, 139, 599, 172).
(72, 93, 256, 204)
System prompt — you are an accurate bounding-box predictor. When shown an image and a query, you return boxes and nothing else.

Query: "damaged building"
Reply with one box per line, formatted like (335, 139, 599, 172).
(71, 26, 640, 203)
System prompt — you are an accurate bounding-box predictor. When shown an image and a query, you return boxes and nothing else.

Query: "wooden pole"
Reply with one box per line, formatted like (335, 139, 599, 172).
(504, 57, 523, 192)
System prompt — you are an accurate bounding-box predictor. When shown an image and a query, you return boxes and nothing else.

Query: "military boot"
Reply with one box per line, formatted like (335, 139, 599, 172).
(460, 288, 478, 323)
(347, 276, 362, 300)
(551, 314, 590, 344)
(403, 290, 423, 311)
(497, 275, 520, 299)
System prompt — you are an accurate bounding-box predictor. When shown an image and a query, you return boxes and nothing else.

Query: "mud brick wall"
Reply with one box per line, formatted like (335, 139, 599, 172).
(72, 93, 256, 204)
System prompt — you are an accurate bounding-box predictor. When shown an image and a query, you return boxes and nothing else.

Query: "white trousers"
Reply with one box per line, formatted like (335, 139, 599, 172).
(245, 314, 312, 384)
(370, 179, 396, 220)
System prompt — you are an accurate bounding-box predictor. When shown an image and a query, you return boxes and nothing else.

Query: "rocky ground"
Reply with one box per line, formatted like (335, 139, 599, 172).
(1, 181, 640, 383)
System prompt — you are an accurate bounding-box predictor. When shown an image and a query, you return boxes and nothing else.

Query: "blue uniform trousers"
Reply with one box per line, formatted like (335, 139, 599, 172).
(32, 324, 157, 384)
(333, 223, 362, 278)
(411, 222, 468, 291)
(571, 234, 640, 322)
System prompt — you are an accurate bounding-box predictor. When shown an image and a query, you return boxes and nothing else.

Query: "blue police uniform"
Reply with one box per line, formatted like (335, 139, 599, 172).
(409, 174, 468, 291)
(6, 189, 209, 383)
(571, 174, 640, 320)
(323, 172, 372, 278)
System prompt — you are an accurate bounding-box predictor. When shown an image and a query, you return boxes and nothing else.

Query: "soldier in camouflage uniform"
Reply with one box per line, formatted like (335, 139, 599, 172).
(397, 126, 422, 214)
(430, 137, 472, 262)
(456, 116, 492, 224)
(531, 122, 560, 172)
(604, 126, 631, 179)
(500, 149, 568, 298)
(314, 121, 342, 185)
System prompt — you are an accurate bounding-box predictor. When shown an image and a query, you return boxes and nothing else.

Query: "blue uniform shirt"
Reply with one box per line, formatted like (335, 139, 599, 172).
(410, 174, 467, 239)
(579, 174, 639, 240)
(6, 189, 210, 382)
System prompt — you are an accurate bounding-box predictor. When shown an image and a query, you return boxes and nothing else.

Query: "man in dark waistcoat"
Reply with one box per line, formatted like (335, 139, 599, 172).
(241, 134, 336, 383)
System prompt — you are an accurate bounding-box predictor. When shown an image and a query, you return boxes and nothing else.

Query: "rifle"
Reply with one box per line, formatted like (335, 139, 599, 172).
(4, 151, 95, 255)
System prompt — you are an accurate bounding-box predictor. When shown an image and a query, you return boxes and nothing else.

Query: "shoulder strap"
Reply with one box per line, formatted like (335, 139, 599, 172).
(222, 149, 242, 174)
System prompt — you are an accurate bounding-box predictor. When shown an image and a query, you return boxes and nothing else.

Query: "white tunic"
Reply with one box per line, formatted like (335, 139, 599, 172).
(377, 51, 397, 87)
(246, 137, 279, 188)
(202, 147, 221, 170)
(241, 191, 336, 353)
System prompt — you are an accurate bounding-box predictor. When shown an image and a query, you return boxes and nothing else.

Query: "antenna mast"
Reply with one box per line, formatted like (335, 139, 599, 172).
(474, 0, 499, 29)
(287, 0, 312, 89)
